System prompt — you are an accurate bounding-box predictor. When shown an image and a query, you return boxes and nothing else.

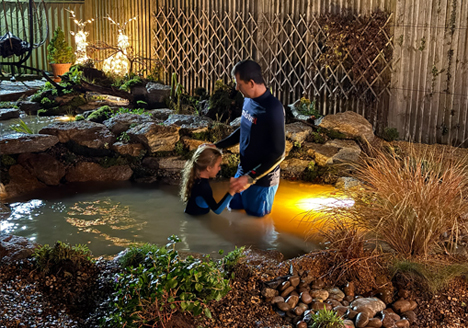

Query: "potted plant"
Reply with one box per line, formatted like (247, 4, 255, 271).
(47, 27, 75, 82)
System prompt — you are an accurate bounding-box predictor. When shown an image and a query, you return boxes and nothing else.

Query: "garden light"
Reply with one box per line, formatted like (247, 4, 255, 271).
(67, 9, 94, 64)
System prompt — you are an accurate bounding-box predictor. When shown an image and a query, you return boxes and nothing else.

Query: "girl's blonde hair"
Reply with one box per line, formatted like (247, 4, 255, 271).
(180, 146, 222, 202)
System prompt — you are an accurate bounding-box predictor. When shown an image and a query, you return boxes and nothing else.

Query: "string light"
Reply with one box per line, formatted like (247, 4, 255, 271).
(67, 9, 94, 64)
(102, 16, 137, 76)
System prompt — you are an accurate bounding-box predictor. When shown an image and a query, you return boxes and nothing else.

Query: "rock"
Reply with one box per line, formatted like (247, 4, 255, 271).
(401, 311, 416, 324)
(0, 133, 59, 155)
(127, 122, 180, 153)
(367, 318, 383, 328)
(319, 111, 375, 142)
(145, 82, 171, 107)
(111, 142, 146, 157)
(286, 295, 300, 309)
(4, 164, 46, 198)
(293, 305, 305, 316)
(0, 108, 20, 120)
(277, 301, 291, 312)
(392, 300, 412, 313)
(18, 153, 66, 186)
(148, 108, 174, 121)
(345, 295, 355, 303)
(0, 235, 39, 263)
(280, 158, 311, 178)
(355, 312, 369, 328)
(327, 299, 342, 308)
(335, 177, 363, 191)
(261, 287, 278, 298)
(271, 296, 284, 304)
(346, 309, 358, 319)
(395, 319, 409, 328)
(288, 275, 300, 287)
(378, 287, 394, 305)
(328, 287, 345, 301)
(285, 122, 313, 144)
(310, 289, 329, 301)
(264, 277, 287, 290)
(164, 114, 212, 128)
(343, 319, 356, 328)
(297, 321, 307, 328)
(344, 281, 355, 297)
(297, 302, 309, 311)
(279, 280, 291, 291)
(18, 100, 40, 114)
(334, 306, 348, 317)
(65, 162, 133, 182)
(408, 300, 417, 311)
(382, 315, 396, 328)
(103, 113, 155, 135)
(39, 121, 116, 149)
(351, 297, 386, 318)
(300, 291, 313, 304)
(280, 286, 295, 298)
(182, 138, 205, 151)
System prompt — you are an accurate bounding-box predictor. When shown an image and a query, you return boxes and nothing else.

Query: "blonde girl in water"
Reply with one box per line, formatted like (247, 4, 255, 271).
(180, 145, 237, 215)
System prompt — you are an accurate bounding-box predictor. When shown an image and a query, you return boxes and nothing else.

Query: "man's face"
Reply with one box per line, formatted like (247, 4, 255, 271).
(234, 74, 254, 98)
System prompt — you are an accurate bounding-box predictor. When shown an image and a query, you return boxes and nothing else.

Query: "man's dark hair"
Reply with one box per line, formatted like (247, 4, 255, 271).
(231, 60, 265, 85)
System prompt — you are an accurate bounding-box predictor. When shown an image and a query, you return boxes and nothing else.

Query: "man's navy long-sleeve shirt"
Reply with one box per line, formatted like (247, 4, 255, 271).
(215, 89, 285, 187)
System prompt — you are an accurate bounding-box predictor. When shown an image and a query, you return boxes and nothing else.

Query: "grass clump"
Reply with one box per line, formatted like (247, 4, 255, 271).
(308, 307, 344, 328)
(343, 145, 468, 258)
(392, 259, 468, 294)
(101, 235, 243, 328)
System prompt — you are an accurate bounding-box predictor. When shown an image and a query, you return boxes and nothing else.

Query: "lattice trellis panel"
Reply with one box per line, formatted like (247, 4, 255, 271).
(153, 7, 393, 130)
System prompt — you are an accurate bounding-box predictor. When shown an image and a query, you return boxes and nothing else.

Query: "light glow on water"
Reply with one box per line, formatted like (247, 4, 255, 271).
(0, 180, 354, 258)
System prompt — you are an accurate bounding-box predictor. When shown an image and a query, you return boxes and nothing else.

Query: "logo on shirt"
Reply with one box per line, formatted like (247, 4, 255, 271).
(242, 110, 257, 124)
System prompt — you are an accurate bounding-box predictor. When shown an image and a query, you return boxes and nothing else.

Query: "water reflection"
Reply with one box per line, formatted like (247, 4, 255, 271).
(0, 180, 354, 259)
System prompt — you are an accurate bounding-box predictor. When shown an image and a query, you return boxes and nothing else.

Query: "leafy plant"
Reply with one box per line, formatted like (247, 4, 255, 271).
(219, 246, 245, 273)
(47, 27, 75, 64)
(308, 307, 344, 328)
(33, 241, 93, 274)
(117, 131, 130, 143)
(296, 97, 322, 119)
(101, 235, 233, 328)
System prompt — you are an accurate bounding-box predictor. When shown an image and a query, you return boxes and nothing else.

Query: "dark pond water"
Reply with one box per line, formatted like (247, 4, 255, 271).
(0, 180, 354, 259)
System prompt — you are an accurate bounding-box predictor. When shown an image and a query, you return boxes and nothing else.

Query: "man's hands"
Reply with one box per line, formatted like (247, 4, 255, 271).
(229, 175, 251, 195)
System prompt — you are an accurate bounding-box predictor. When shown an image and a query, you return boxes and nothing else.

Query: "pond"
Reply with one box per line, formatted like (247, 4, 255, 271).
(0, 180, 354, 259)
(0, 114, 72, 136)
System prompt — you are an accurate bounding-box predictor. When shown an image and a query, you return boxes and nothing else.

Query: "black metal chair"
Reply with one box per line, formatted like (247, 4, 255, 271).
(0, 0, 55, 83)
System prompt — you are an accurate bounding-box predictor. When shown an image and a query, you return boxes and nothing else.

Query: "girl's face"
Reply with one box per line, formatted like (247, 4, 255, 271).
(208, 157, 223, 178)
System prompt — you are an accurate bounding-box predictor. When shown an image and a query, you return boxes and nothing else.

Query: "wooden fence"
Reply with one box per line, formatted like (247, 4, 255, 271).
(2, 0, 468, 146)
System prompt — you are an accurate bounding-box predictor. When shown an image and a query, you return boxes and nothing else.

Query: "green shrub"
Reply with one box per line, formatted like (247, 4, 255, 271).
(33, 241, 93, 274)
(308, 307, 344, 328)
(382, 127, 399, 142)
(119, 76, 143, 92)
(117, 132, 130, 143)
(47, 27, 74, 64)
(296, 97, 322, 119)
(101, 235, 235, 328)
(87, 105, 113, 123)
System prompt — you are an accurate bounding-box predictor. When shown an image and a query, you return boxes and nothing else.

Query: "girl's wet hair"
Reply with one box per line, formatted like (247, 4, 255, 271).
(180, 146, 223, 202)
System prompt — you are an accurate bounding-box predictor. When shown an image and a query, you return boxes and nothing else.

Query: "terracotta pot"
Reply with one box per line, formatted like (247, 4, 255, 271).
(50, 63, 72, 82)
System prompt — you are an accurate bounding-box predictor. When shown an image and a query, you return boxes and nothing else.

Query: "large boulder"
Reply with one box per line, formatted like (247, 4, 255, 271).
(148, 108, 174, 121)
(319, 111, 374, 142)
(127, 122, 180, 153)
(304, 139, 361, 166)
(164, 114, 212, 129)
(65, 162, 133, 182)
(0, 235, 39, 263)
(111, 142, 146, 157)
(18, 153, 66, 186)
(350, 297, 386, 318)
(0, 108, 20, 120)
(0, 133, 59, 155)
(4, 164, 46, 198)
(39, 121, 116, 149)
(103, 113, 155, 136)
(285, 122, 313, 144)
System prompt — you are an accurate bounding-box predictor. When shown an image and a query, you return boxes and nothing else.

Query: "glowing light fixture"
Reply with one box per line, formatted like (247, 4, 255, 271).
(67, 9, 94, 64)
(102, 16, 137, 76)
